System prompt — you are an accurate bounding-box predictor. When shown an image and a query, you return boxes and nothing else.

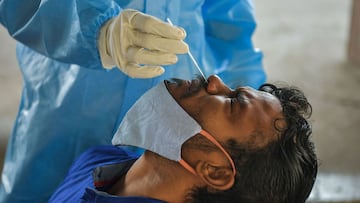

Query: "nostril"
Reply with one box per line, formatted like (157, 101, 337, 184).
(203, 79, 209, 88)
(205, 82, 218, 94)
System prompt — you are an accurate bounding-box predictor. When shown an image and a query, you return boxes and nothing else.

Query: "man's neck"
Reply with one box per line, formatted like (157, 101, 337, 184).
(107, 151, 204, 202)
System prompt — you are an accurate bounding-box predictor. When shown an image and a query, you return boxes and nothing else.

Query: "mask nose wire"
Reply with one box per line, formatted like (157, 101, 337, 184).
(179, 129, 236, 176)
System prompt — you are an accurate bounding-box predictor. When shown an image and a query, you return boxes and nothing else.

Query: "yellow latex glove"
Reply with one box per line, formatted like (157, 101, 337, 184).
(98, 9, 188, 78)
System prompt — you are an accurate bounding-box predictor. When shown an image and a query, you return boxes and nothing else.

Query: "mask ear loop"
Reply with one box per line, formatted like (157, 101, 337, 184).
(179, 130, 236, 176)
(179, 159, 197, 175)
(199, 130, 236, 176)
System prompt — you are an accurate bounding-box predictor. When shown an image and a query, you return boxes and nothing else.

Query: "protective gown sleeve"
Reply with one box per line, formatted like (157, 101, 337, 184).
(0, 0, 121, 69)
(202, 0, 266, 88)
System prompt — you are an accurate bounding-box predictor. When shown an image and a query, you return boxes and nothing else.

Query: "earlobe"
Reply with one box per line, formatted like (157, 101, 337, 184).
(195, 161, 235, 191)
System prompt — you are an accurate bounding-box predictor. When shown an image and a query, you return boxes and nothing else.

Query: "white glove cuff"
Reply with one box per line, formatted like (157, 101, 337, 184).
(98, 19, 116, 69)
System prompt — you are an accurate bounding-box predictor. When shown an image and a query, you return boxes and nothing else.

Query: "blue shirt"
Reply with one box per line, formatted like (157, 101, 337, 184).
(49, 146, 166, 203)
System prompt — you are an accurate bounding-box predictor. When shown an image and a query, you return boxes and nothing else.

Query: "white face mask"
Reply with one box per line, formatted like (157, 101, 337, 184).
(112, 81, 235, 175)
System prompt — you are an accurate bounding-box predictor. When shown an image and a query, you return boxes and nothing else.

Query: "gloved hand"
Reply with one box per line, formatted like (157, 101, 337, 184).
(98, 9, 189, 78)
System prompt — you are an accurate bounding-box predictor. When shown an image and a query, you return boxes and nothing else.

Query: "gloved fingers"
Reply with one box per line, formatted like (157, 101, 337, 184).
(127, 47, 178, 65)
(131, 30, 188, 54)
(123, 63, 165, 78)
(130, 11, 186, 40)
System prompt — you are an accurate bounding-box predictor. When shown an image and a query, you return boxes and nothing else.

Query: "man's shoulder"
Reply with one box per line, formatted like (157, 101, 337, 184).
(76, 145, 140, 165)
(49, 146, 139, 202)
(82, 145, 131, 155)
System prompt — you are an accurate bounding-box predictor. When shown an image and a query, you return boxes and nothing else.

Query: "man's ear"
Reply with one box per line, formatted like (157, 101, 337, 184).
(195, 161, 235, 191)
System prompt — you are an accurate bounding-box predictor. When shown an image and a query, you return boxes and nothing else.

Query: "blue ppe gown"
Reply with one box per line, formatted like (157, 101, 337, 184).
(0, 0, 265, 202)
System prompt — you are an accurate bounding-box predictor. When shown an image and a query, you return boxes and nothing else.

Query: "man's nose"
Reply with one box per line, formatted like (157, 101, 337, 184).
(206, 75, 231, 95)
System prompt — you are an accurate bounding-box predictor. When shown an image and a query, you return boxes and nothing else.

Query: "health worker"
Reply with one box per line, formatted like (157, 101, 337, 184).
(0, 0, 265, 202)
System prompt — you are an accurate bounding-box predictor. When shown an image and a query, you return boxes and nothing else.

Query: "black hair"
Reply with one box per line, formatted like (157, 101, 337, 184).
(189, 83, 317, 203)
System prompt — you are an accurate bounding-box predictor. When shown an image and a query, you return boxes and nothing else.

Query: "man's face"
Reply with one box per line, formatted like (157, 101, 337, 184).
(165, 75, 284, 148)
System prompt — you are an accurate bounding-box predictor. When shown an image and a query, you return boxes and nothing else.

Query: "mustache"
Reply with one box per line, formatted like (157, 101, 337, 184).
(194, 74, 208, 89)
(168, 74, 208, 88)
(184, 74, 208, 98)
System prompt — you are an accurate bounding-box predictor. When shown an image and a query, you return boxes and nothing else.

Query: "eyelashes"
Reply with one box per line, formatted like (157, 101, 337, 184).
(237, 91, 246, 102)
(230, 91, 248, 108)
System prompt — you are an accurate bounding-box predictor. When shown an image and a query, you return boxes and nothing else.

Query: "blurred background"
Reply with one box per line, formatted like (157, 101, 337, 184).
(0, 0, 359, 202)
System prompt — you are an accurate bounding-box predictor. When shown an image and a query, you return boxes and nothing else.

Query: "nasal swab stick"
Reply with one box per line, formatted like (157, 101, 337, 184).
(166, 18, 207, 81)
